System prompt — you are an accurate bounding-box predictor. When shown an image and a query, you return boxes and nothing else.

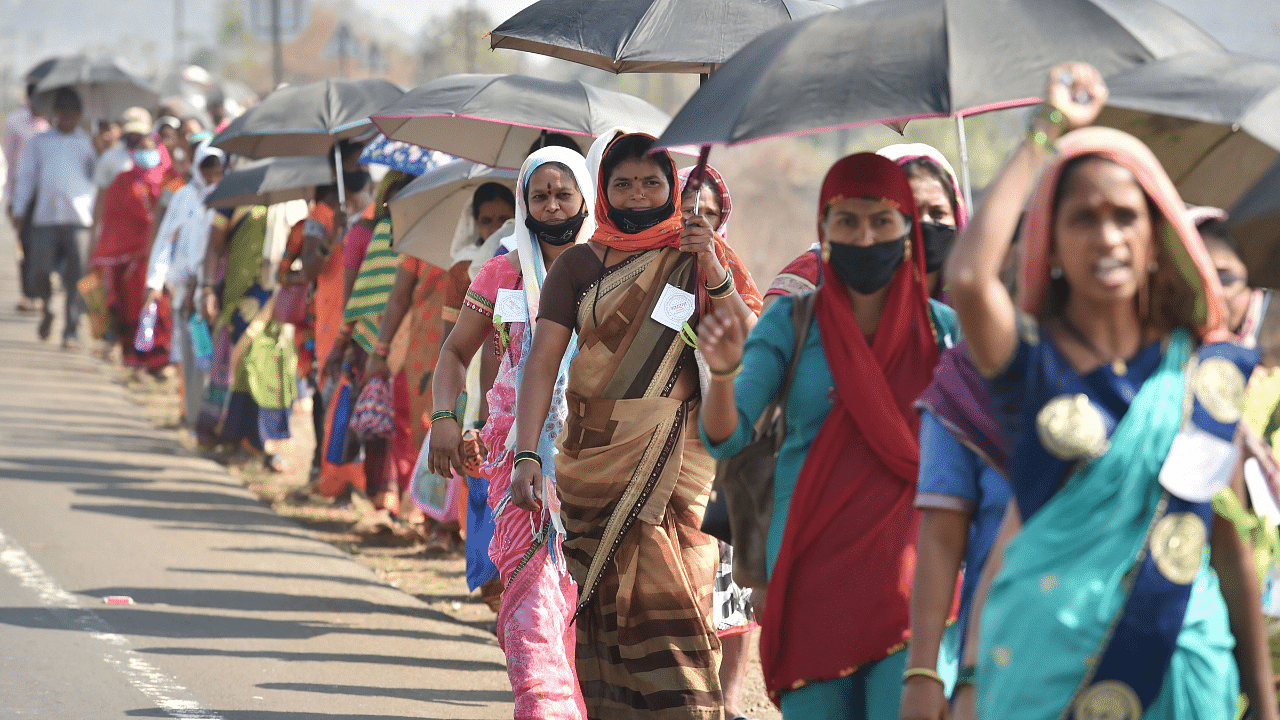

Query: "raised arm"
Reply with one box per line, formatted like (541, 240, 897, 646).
(946, 62, 1107, 376)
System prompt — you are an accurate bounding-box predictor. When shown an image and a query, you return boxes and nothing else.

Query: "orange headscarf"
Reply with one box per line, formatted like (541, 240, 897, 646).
(588, 132, 762, 314)
(1018, 127, 1226, 342)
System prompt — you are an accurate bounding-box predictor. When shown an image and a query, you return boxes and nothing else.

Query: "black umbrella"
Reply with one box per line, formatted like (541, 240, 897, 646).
(370, 73, 673, 169)
(655, 0, 1220, 202)
(1098, 51, 1280, 211)
(33, 55, 159, 123)
(489, 0, 834, 75)
(1230, 163, 1280, 288)
(204, 156, 334, 210)
(211, 78, 403, 158)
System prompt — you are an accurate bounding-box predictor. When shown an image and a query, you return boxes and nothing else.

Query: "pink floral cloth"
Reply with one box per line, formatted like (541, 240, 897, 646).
(467, 254, 586, 719)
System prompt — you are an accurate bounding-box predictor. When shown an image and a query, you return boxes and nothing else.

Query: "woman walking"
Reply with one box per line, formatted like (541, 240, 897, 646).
(698, 152, 957, 718)
(512, 131, 761, 720)
(948, 63, 1277, 720)
(429, 145, 595, 719)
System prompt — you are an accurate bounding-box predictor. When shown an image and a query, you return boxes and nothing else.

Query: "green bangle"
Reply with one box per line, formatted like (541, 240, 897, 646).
(955, 664, 977, 689)
(514, 451, 542, 470)
(705, 271, 734, 298)
(430, 409, 457, 424)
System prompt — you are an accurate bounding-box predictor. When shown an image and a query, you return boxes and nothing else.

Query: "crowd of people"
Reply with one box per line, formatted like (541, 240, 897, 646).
(5, 57, 1280, 720)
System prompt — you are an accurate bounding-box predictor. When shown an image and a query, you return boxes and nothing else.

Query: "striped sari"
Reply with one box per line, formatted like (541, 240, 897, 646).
(556, 246, 721, 720)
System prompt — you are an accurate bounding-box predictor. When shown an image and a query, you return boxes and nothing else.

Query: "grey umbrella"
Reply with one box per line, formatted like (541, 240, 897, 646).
(655, 0, 1220, 203)
(388, 159, 518, 267)
(33, 55, 159, 123)
(1098, 51, 1280, 212)
(489, 0, 834, 75)
(210, 77, 403, 158)
(204, 156, 334, 210)
(371, 73, 673, 169)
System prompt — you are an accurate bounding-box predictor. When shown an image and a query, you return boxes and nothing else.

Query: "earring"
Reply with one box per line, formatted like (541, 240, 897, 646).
(1148, 260, 1159, 273)
(1050, 266, 1064, 279)
(821, 242, 831, 263)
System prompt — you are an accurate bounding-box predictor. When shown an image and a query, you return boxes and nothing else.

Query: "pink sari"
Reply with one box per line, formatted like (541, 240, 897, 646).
(466, 254, 585, 719)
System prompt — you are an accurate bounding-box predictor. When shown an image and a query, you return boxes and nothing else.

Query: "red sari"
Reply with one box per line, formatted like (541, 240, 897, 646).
(760, 153, 954, 697)
(93, 164, 171, 371)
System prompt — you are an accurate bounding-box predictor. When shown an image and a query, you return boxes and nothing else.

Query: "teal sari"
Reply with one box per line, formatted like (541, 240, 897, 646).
(978, 329, 1239, 719)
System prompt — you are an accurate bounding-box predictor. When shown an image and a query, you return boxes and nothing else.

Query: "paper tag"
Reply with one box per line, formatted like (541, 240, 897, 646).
(1158, 424, 1238, 502)
(651, 284, 696, 331)
(1245, 457, 1280, 523)
(494, 288, 528, 323)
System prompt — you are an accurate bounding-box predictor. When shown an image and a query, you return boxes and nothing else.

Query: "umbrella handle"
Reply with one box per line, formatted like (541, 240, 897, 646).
(689, 145, 712, 217)
(334, 143, 346, 208)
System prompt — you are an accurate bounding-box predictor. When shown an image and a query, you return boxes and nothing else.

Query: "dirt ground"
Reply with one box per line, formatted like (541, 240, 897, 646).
(117, 364, 782, 720)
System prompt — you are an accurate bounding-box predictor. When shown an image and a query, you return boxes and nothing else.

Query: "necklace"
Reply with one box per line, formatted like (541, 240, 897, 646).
(1057, 314, 1130, 375)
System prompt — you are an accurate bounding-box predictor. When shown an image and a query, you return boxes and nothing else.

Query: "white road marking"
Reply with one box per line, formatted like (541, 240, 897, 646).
(0, 529, 224, 719)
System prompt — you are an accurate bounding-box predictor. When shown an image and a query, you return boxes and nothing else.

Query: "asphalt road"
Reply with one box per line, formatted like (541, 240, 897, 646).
(0, 224, 512, 719)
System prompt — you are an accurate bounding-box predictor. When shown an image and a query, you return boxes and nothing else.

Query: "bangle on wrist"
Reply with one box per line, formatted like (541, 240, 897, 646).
(514, 451, 542, 470)
(902, 667, 946, 686)
(709, 360, 742, 379)
(430, 409, 458, 424)
(373, 340, 390, 356)
(955, 664, 977, 689)
(1027, 103, 1069, 153)
(705, 271, 735, 299)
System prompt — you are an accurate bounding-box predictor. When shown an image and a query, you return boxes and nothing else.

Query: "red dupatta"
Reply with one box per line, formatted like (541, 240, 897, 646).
(760, 153, 949, 699)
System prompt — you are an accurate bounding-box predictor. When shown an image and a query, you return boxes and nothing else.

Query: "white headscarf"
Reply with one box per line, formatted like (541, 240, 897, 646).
(876, 142, 968, 229)
(514, 146, 597, 317)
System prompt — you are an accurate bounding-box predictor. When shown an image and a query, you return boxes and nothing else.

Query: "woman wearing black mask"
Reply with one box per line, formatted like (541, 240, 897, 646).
(763, 143, 966, 306)
(511, 131, 763, 719)
(698, 153, 958, 718)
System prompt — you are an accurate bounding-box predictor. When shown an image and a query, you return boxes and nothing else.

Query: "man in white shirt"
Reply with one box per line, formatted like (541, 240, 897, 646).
(11, 88, 96, 347)
(4, 81, 50, 311)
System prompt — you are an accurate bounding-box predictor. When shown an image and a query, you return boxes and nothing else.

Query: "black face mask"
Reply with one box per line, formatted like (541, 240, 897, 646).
(827, 235, 907, 294)
(921, 221, 956, 273)
(525, 210, 588, 247)
(607, 197, 675, 234)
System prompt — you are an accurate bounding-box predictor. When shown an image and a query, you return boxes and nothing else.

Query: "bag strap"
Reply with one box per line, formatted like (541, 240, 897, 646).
(754, 292, 817, 443)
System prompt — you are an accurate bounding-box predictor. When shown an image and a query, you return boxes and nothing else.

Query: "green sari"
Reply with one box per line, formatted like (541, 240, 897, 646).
(978, 330, 1238, 719)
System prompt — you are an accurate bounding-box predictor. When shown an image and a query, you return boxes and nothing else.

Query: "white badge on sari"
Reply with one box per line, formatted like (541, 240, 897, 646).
(652, 284, 696, 331)
(494, 288, 529, 323)
(1158, 424, 1237, 502)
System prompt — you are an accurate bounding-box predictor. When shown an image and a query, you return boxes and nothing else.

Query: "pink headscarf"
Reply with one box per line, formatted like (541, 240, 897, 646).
(1017, 126, 1226, 342)
(677, 164, 733, 237)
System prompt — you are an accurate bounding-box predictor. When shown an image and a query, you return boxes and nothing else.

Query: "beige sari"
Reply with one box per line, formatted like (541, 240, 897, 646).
(555, 247, 721, 720)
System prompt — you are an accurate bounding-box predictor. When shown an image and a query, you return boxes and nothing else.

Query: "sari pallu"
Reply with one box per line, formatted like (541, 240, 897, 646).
(555, 246, 722, 720)
(978, 330, 1241, 720)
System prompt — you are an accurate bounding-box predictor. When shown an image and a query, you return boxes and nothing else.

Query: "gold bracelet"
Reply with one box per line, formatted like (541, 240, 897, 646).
(902, 667, 945, 686)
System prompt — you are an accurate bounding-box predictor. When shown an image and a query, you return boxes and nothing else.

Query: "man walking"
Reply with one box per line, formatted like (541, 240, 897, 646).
(11, 88, 96, 348)
(4, 80, 50, 312)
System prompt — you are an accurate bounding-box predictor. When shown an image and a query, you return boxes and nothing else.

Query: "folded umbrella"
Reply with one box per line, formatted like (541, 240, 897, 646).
(358, 133, 454, 176)
(211, 77, 404, 158)
(33, 55, 159, 123)
(490, 0, 834, 74)
(1098, 50, 1280, 211)
(204, 155, 334, 210)
(371, 73, 674, 169)
(387, 159, 518, 268)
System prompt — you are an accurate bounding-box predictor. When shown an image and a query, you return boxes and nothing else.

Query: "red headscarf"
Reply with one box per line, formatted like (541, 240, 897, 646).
(760, 153, 951, 699)
(588, 132, 762, 313)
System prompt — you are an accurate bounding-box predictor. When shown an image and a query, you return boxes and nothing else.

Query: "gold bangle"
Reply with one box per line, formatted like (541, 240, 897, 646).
(902, 667, 945, 686)
(709, 360, 742, 379)
(706, 271, 735, 299)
